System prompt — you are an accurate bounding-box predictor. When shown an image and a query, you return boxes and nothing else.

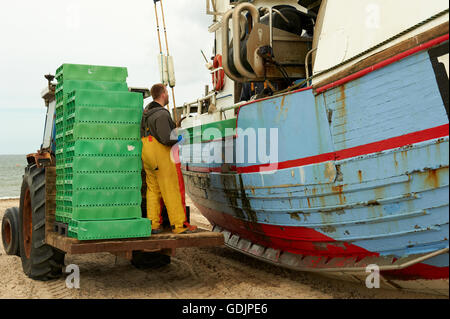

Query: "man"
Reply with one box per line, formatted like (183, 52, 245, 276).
(140, 83, 197, 234)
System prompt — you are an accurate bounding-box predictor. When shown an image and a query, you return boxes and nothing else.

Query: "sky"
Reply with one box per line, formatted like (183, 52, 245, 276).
(0, 0, 215, 155)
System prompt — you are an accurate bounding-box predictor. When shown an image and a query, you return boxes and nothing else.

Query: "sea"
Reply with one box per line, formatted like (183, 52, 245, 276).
(0, 155, 27, 199)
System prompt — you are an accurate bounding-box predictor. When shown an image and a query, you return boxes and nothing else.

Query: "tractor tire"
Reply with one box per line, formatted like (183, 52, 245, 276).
(131, 251, 171, 269)
(18, 164, 65, 281)
(2, 207, 20, 256)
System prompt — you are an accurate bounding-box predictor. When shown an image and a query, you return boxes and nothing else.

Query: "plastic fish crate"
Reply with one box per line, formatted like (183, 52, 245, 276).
(68, 218, 151, 240)
(55, 118, 64, 139)
(56, 100, 64, 120)
(55, 80, 128, 101)
(64, 156, 142, 174)
(64, 123, 141, 142)
(55, 193, 66, 222)
(65, 105, 142, 124)
(56, 64, 128, 83)
(64, 140, 142, 157)
(64, 203, 142, 221)
(55, 133, 65, 149)
(64, 187, 141, 206)
(64, 172, 142, 190)
(55, 153, 65, 169)
(66, 89, 143, 109)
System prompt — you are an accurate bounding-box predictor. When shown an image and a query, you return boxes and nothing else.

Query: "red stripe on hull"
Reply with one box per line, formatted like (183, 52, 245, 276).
(235, 124, 449, 174)
(195, 202, 375, 257)
(183, 123, 448, 173)
(335, 124, 449, 161)
(194, 202, 449, 280)
(383, 262, 449, 281)
(315, 34, 450, 94)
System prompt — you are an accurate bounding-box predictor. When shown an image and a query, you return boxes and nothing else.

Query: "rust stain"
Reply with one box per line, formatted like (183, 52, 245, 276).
(393, 152, 399, 168)
(425, 169, 439, 189)
(332, 185, 346, 205)
(324, 162, 336, 183)
(373, 186, 385, 202)
(339, 85, 347, 121)
(306, 197, 312, 208)
(339, 85, 346, 102)
(330, 185, 342, 193)
(318, 193, 327, 208)
(280, 95, 286, 109)
(320, 225, 337, 233)
(289, 212, 301, 221)
(275, 95, 288, 123)
(400, 150, 408, 160)
(357, 170, 363, 183)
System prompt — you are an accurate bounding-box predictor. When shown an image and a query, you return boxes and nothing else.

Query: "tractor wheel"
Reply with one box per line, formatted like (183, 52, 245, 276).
(2, 207, 20, 256)
(131, 251, 171, 269)
(18, 164, 65, 281)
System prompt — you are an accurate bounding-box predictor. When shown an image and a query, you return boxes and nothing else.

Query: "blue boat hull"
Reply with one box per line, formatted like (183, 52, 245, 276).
(180, 35, 449, 281)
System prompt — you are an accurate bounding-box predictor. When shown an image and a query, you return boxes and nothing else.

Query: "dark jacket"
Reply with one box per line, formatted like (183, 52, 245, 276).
(140, 101, 178, 146)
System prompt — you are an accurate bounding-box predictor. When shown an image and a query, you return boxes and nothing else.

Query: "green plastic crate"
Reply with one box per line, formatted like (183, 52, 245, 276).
(64, 172, 142, 189)
(55, 118, 65, 141)
(68, 218, 151, 240)
(66, 204, 142, 221)
(66, 89, 143, 108)
(55, 152, 65, 168)
(65, 122, 141, 141)
(56, 100, 64, 120)
(55, 80, 128, 101)
(64, 140, 142, 157)
(64, 156, 142, 174)
(65, 105, 142, 124)
(55, 191, 66, 222)
(64, 187, 141, 206)
(56, 64, 128, 83)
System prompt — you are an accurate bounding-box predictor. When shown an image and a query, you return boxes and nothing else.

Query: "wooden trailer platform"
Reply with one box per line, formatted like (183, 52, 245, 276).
(45, 229, 224, 256)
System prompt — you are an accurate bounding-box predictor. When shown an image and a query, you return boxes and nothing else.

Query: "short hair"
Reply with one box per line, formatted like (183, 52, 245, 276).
(150, 83, 167, 100)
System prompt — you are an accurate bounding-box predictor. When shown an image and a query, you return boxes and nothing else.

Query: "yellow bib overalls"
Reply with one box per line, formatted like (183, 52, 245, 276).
(141, 135, 188, 233)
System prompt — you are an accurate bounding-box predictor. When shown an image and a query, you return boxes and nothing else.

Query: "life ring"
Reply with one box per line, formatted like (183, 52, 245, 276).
(212, 54, 225, 91)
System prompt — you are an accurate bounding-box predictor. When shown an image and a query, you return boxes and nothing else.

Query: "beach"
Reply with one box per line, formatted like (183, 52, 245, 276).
(0, 197, 445, 299)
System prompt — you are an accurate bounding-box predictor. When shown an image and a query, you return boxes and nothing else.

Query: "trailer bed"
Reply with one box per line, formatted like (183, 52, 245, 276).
(45, 229, 224, 255)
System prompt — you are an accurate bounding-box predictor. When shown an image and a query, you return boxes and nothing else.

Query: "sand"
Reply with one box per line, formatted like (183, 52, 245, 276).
(0, 198, 445, 299)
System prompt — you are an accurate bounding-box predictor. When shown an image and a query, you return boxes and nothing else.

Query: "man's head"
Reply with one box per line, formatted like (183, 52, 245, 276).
(151, 83, 169, 106)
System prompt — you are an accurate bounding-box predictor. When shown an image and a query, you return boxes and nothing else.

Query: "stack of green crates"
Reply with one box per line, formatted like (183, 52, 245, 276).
(54, 63, 151, 240)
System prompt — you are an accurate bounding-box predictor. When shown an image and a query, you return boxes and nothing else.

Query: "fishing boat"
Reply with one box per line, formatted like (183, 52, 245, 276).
(176, 0, 449, 295)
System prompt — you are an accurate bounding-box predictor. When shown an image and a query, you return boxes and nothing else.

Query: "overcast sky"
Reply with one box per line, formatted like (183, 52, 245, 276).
(0, 0, 214, 155)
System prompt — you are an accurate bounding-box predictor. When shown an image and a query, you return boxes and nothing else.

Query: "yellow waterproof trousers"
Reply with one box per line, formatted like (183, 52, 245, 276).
(141, 135, 188, 234)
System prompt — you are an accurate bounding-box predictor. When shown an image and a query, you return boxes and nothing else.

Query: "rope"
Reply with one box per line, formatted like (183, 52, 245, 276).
(153, 0, 179, 122)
